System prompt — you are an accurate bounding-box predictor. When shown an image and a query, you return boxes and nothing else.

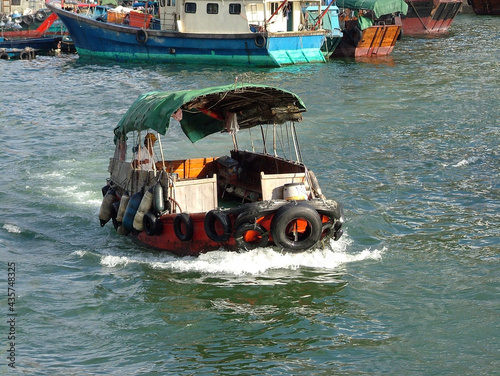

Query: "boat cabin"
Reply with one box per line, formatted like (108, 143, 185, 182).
(158, 0, 324, 34)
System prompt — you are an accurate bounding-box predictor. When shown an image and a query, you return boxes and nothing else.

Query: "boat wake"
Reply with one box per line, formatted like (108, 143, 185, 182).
(74, 236, 384, 277)
(451, 156, 482, 167)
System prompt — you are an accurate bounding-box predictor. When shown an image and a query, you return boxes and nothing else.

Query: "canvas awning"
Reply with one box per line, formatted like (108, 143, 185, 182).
(335, 0, 408, 17)
(114, 84, 306, 144)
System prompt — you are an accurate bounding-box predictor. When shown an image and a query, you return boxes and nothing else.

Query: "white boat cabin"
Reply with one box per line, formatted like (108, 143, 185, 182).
(158, 0, 324, 33)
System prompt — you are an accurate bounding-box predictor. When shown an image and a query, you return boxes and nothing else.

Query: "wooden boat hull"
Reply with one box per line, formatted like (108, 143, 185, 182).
(330, 22, 401, 58)
(46, 2, 327, 67)
(401, 0, 462, 34)
(468, 0, 500, 14)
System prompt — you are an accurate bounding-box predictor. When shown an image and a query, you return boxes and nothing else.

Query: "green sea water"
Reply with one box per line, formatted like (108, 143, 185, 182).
(0, 13, 498, 375)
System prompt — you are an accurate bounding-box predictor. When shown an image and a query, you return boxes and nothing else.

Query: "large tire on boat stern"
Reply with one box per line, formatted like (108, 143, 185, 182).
(136, 29, 148, 44)
(270, 203, 322, 252)
(143, 212, 162, 236)
(204, 210, 232, 242)
(234, 223, 269, 250)
(173, 213, 194, 241)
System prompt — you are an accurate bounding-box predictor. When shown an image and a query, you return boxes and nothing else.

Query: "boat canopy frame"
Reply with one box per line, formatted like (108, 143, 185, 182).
(114, 84, 307, 144)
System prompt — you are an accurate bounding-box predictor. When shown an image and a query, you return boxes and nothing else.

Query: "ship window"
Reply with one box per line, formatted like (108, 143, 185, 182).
(12, 0, 21, 4)
(270, 2, 279, 13)
(207, 3, 219, 14)
(185, 2, 197, 13)
(229, 4, 241, 14)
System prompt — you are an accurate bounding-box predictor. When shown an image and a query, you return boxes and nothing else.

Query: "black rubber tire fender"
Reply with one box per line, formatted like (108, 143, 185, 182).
(35, 10, 47, 22)
(204, 210, 232, 242)
(234, 223, 269, 250)
(270, 203, 322, 252)
(136, 28, 148, 44)
(143, 212, 162, 236)
(254, 34, 266, 48)
(111, 201, 121, 230)
(173, 213, 194, 242)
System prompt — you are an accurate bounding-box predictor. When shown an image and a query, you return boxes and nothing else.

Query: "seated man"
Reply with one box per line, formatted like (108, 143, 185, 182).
(132, 133, 157, 170)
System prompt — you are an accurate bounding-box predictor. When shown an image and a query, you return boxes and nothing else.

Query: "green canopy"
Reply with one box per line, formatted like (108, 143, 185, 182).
(335, 0, 408, 17)
(114, 84, 306, 144)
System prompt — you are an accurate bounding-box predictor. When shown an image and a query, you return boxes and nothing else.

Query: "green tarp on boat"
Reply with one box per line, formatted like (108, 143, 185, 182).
(335, 0, 408, 17)
(114, 84, 306, 144)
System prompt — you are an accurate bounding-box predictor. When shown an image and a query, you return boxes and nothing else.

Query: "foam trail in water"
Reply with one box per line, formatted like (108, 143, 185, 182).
(91, 235, 384, 276)
(452, 156, 481, 167)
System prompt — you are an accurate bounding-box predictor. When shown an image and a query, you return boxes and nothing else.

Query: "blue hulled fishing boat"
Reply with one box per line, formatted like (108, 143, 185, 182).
(46, 0, 332, 67)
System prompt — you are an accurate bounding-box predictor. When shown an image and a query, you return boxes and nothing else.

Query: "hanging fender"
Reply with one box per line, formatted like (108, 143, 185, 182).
(234, 222, 268, 250)
(204, 210, 232, 242)
(173, 213, 194, 241)
(270, 203, 322, 252)
(136, 29, 148, 44)
(143, 212, 162, 236)
(254, 34, 266, 48)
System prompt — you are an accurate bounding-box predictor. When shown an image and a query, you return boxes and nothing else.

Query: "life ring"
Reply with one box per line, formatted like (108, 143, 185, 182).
(234, 223, 268, 250)
(204, 210, 232, 242)
(173, 213, 194, 242)
(270, 203, 322, 252)
(22, 15, 34, 26)
(136, 29, 148, 44)
(254, 34, 266, 48)
(0, 52, 10, 60)
(143, 212, 162, 236)
(35, 10, 47, 22)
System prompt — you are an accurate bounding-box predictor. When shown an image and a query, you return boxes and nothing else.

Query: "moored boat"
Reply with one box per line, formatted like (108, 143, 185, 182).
(0, 35, 59, 53)
(305, 3, 343, 58)
(46, 0, 331, 67)
(401, 0, 462, 35)
(99, 84, 344, 256)
(0, 11, 58, 38)
(468, 0, 500, 14)
(331, 0, 408, 58)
